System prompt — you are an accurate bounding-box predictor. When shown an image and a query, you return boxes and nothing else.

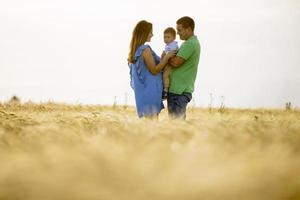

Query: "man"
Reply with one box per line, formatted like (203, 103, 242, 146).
(167, 16, 201, 119)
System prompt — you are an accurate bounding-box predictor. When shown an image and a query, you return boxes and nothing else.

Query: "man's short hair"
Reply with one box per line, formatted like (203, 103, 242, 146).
(164, 27, 176, 37)
(176, 16, 195, 31)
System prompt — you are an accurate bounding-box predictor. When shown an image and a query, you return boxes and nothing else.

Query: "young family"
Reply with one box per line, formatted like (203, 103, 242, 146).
(128, 16, 201, 120)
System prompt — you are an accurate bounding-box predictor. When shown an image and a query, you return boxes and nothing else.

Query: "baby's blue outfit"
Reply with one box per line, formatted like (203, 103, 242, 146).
(128, 44, 164, 118)
(164, 41, 178, 53)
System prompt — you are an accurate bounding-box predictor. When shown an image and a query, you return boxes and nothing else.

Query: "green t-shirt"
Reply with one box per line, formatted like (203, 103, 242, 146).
(169, 35, 201, 94)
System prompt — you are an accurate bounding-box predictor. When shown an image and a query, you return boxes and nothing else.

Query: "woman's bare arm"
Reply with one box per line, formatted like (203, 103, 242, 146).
(142, 48, 175, 75)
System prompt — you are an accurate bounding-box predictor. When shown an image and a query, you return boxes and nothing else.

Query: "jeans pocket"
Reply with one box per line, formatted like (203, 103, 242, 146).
(183, 92, 192, 103)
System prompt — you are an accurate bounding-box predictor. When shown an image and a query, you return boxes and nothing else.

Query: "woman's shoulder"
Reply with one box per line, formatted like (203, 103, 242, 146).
(138, 44, 151, 50)
(136, 44, 152, 58)
(137, 44, 152, 53)
(142, 46, 152, 55)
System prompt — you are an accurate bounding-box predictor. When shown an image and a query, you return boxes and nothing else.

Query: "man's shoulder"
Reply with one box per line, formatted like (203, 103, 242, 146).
(186, 36, 200, 53)
(188, 36, 200, 45)
(179, 39, 197, 52)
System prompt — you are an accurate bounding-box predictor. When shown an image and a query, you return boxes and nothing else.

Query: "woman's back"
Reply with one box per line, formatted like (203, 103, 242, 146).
(129, 44, 164, 118)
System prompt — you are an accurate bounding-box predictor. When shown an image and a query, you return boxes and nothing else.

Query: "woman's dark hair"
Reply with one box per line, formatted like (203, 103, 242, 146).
(128, 20, 152, 63)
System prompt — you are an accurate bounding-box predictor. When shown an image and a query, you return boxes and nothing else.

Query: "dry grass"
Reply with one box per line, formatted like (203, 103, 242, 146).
(0, 102, 300, 200)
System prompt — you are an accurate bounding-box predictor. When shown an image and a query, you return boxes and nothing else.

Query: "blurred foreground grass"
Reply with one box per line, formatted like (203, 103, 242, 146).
(0, 102, 300, 200)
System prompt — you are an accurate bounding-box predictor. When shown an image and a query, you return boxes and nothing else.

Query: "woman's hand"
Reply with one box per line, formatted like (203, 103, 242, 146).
(161, 51, 166, 59)
(164, 51, 176, 60)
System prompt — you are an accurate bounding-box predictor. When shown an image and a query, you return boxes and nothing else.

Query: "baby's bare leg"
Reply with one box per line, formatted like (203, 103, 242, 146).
(163, 65, 172, 91)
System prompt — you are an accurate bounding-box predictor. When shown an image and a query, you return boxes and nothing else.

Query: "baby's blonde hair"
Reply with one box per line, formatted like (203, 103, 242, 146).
(164, 27, 176, 38)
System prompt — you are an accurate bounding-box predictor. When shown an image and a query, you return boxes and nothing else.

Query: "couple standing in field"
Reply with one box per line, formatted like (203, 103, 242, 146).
(128, 16, 201, 120)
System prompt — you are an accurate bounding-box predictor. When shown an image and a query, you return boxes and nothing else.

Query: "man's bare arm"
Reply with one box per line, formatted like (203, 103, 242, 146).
(169, 56, 185, 68)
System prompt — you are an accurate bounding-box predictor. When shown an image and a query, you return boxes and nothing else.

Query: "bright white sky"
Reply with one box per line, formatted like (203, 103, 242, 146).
(0, 0, 299, 108)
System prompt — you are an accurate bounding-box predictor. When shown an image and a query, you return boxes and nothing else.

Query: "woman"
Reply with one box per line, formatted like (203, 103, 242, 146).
(128, 20, 175, 119)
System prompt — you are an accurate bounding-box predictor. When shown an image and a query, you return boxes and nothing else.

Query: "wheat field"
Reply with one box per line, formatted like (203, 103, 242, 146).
(0, 102, 300, 200)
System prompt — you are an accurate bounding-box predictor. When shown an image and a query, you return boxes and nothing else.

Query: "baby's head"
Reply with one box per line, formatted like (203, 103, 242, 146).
(164, 27, 176, 44)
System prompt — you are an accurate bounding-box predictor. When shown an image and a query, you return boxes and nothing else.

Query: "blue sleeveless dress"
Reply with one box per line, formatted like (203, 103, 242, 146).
(128, 44, 164, 118)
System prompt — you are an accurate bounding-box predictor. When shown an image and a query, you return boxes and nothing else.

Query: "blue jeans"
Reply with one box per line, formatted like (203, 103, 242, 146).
(167, 92, 192, 120)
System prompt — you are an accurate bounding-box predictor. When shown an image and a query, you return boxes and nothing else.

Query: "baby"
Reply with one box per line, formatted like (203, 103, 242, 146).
(162, 27, 178, 100)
